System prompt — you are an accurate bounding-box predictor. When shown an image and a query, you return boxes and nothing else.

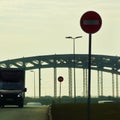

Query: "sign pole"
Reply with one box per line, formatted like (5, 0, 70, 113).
(87, 33, 92, 120)
(58, 76, 64, 103)
(80, 11, 102, 120)
(59, 82, 62, 98)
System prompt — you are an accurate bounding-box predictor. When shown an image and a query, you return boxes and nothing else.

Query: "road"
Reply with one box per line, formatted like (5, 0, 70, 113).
(0, 106, 49, 120)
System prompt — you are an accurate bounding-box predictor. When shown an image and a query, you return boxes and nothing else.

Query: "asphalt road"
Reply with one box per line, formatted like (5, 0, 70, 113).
(0, 106, 49, 120)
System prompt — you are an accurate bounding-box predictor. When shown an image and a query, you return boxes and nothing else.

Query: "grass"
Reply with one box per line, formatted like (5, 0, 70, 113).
(51, 103, 120, 120)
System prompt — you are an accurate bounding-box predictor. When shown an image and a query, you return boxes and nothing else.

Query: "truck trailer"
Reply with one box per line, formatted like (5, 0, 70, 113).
(0, 68, 27, 108)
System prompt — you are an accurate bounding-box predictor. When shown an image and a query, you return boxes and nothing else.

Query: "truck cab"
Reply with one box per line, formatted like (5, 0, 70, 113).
(0, 69, 27, 108)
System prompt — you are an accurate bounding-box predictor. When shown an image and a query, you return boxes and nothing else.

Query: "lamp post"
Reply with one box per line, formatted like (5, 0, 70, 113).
(66, 36, 82, 102)
(31, 70, 36, 98)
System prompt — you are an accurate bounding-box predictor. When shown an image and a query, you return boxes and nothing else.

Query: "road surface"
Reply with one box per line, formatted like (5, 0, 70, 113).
(0, 106, 49, 120)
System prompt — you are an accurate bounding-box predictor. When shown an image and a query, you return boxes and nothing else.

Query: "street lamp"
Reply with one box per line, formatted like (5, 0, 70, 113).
(30, 70, 36, 98)
(66, 36, 82, 102)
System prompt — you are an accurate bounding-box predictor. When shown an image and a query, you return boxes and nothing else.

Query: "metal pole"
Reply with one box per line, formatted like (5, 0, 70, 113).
(59, 82, 61, 97)
(30, 71, 36, 98)
(73, 38, 76, 102)
(39, 68, 41, 98)
(59, 82, 62, 103)
(65, 36, 82, 102)
(83, 69, 85, 97)
(116, 74, 119, 97)
(86, 69, 88, 97)
(33, 71, 35, 98)
(112, 73, 115, 97)
(54, 67, 57, 97)
(97, 70, 100, 97)
(101, 71, 103, 96)
(87, 33, 92, 120)
(68, 68, 72, 97)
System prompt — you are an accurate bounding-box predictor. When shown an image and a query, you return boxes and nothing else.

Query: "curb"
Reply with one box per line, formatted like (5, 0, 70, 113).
(48, 106, 52, 120)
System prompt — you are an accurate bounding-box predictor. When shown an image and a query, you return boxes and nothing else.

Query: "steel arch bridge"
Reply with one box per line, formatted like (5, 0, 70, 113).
(0, 54, 120, 97)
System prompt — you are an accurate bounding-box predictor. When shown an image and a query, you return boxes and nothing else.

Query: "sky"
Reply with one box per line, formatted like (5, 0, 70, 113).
(0, 0, 120, 97)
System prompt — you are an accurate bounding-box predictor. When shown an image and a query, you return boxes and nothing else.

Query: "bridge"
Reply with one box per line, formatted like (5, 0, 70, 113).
(0, 54, 120, 97)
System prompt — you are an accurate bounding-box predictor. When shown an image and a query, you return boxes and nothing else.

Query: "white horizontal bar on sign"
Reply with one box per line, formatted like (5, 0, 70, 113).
(83, 20, 99, 25)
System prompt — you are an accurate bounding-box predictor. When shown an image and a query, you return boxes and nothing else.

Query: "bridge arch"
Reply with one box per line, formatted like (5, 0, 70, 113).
(0, 54, 119, 97)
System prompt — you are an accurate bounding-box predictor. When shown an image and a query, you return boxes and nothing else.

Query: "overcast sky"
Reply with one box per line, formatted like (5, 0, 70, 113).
(0, 0, 120, 97)
(0, 0, 120, 60)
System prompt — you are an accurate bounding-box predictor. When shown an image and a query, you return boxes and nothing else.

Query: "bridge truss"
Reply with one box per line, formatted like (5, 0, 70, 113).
(0, 54, 120, 97)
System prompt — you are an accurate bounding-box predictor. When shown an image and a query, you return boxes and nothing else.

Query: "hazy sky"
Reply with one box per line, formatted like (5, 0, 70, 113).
(0, 0, 120, 60)
(0, 0, 120, 97)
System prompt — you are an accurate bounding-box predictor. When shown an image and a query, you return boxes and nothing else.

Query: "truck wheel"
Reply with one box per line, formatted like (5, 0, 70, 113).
(0, 104, 4, 108)
(18, 103, 23, 108)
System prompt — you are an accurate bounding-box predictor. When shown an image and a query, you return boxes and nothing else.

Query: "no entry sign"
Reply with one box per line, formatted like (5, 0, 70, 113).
(80, 11, 102, 34)
(58, 76, 64, 82)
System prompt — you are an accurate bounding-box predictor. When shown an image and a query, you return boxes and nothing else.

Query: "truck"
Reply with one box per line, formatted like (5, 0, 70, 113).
(0, 68, 27, 108)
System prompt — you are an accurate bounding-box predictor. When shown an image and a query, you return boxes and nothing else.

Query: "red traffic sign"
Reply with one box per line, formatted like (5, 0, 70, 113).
(58, 76, 64, 82)
(80, 11, 102, 34)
